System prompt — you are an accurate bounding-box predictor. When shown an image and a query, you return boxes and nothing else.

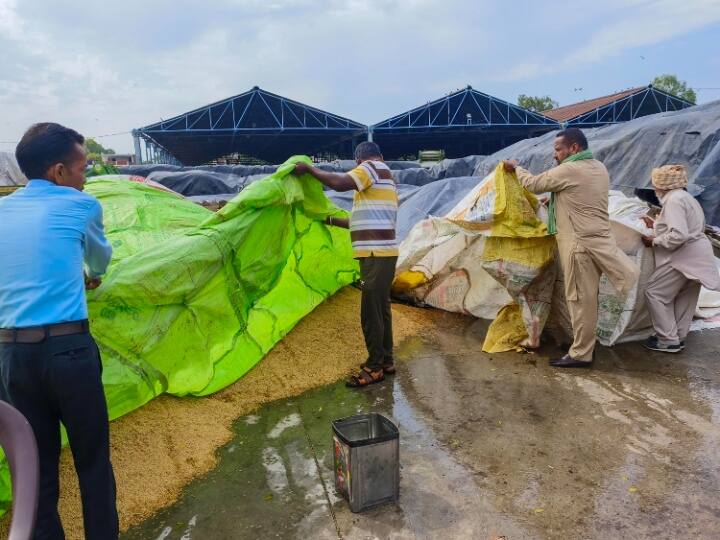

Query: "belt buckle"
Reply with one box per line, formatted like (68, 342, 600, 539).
(28, 328, 45, 344)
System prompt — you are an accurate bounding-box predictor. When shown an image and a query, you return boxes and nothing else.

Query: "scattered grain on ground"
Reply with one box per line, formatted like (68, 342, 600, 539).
(1, 287, 436, 539)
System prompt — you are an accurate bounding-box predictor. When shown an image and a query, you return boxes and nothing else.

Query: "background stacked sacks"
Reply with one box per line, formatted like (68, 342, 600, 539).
(394, 167, 720, 352)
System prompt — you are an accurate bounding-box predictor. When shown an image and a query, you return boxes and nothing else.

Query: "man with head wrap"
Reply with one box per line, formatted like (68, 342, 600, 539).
(642, 165, 720, 353)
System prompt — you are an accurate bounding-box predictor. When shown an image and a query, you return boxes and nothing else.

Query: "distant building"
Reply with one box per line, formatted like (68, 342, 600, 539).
(133, 85, 559, 164)
(102, 153, 136, 166)
(132, 83, 696, 165)
(542, 85, 693, 127)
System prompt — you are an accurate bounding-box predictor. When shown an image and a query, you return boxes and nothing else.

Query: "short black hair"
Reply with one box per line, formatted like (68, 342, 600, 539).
(15, 123, 85, 180)
(556, 127, 588, 150)
(354, 141, 382, 161)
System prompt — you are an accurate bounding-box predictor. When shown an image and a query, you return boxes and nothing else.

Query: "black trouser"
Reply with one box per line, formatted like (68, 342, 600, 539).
(0, 332, 119, 540)
(359, 256, 397, 370)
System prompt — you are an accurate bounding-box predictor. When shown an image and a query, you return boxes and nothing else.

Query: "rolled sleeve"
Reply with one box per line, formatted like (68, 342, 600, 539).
(84, 200, 113, 278)
(348, 163, 374, 192)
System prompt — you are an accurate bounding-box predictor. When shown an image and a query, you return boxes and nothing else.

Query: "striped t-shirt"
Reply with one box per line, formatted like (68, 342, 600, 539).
(347, 160, 399, 258)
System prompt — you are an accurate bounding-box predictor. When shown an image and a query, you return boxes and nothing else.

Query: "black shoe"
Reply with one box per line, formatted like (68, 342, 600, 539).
(549, 354, 593, 368)
(643, 336, 681, 353)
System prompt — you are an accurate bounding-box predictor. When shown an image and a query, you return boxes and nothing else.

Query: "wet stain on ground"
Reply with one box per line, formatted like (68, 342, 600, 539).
(123, 312, 720, 539)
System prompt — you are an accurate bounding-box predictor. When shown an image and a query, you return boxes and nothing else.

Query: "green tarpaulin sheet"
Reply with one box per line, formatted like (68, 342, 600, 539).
(0, 156, 358, 515)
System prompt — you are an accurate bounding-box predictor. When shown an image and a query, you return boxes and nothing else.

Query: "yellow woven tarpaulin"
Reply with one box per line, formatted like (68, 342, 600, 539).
(481, 164, 555, 353)
(392, 163, 555, 349)
(393, 270, 429, 290)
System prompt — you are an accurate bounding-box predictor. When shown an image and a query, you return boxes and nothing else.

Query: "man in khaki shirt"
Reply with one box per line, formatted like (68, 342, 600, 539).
(641, 165, 720, 353)
(503, 128, 639, 368)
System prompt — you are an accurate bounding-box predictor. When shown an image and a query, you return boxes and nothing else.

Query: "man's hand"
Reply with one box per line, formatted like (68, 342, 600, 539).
(641, 235, 655, 247)
(85, 274, 102, 290)
(293, 163, 355, 192)
(640, 215, 655, 229)
(502, 159, 518, 173)
(294, 162, 312, 177)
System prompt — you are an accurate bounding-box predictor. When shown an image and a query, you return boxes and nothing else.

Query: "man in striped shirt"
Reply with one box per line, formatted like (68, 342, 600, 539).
(294, 142, 398, 387)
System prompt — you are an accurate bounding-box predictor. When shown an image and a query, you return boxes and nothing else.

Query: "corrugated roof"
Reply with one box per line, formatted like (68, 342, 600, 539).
(543, 86, 647, 122)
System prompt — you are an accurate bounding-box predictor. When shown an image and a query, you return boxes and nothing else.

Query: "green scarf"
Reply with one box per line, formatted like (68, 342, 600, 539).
(547, 149, 594, 234)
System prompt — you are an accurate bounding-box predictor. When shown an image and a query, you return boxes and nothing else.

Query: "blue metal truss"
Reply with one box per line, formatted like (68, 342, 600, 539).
(372, 86, 559, 132)
(136, 86, 367, 164)
(132, 132, 182, 165)
(565, 86, 693, 127)
(139, 86, 366, 134)
(369, 86, 559, 159)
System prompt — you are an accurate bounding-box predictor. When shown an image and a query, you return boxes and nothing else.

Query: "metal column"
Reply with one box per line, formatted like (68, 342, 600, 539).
(132, 130, 142, 164)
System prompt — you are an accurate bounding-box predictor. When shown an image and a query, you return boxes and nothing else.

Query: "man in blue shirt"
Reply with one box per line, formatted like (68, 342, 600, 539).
(0, 123, 118, 539)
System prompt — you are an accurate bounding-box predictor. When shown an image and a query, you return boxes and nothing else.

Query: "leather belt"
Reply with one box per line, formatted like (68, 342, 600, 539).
(0, 320, 89, 344)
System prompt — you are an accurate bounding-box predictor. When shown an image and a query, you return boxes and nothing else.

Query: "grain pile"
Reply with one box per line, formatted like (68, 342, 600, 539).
(1, 287, 435, 539)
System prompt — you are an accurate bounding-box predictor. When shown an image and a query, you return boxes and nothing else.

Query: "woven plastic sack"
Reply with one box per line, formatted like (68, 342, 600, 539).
(394, 163, 554, 348)
(479, 165, 555, 352)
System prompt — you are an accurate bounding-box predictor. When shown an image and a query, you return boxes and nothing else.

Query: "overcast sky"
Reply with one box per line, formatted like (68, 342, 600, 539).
(1, 0, 719, 154)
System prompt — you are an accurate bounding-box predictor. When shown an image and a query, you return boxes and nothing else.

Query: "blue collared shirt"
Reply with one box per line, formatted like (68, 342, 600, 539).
(0, 179, 112, 328)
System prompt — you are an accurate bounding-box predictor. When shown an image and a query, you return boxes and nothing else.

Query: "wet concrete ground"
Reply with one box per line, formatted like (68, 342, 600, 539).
(123, 312, 720, 539)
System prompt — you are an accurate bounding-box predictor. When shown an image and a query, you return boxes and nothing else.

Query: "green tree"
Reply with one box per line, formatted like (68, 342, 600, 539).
(651, 74, 697, 104)
(85, 138, 115, 156)
(517, 94, 558, 113)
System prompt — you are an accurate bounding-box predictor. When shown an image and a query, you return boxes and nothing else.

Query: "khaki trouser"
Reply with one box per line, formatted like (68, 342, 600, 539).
(564, 251, 602, 361)
(645, 264, 701, 345)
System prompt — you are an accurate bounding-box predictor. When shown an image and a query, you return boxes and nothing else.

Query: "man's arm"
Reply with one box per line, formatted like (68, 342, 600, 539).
(325, 216, 350, 229)
(502, 160, 568, 194)
(653, 198, 690, 251)
(294, 163, 357, 192)
(84, 201, 113, 279)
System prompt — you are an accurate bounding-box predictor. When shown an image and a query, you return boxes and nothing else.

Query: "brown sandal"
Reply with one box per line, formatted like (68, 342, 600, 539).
(361, 362, 396, 375)
(346, 366, 385, 388)
(381, 363, 396, 375)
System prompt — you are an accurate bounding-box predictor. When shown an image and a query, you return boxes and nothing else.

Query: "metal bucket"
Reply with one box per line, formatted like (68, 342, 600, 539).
(332, 413, 399, 513)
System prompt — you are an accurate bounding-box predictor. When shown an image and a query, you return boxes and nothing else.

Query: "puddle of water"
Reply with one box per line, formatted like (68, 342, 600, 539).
(123, 316, 720, 540)
(122, 380, 373, 539)
(267, 413, 302, 439)
(243, 414, 260, 425)
(261, 446, 290, 495)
